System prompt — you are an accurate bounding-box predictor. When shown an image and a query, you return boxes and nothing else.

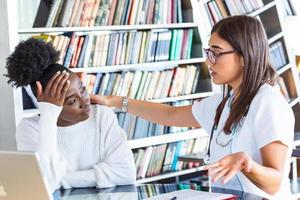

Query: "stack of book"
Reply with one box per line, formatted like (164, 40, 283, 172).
(118, 100, 192, 140)
(204, 0, 264, 25)
(33, 0, 185, 27)
(137, 183, 203, 199)
(33, 28, 194, 68)
(269, 40, 288, 70)
(133, 137, 208, 179)
(81, 65, 205, 99)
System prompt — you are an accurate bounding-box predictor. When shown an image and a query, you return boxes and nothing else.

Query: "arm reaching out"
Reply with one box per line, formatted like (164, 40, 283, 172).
(90, 95, 200, 128)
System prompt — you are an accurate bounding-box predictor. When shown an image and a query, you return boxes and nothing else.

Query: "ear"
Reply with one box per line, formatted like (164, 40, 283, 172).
(36, 81, 43, 97)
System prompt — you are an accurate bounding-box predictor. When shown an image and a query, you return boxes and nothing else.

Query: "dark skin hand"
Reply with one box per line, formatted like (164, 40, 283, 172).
(36, 70, 70, 106)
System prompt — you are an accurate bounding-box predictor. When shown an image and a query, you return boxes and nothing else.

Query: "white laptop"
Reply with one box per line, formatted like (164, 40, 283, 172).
(0, 151, 53, 200)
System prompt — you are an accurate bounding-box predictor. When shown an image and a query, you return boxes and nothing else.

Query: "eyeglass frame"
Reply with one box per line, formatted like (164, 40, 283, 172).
(203, 48, 238, 65)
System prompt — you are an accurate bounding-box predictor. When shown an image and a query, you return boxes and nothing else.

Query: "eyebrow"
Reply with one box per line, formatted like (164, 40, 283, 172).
(210, 45, 223, 50)
(65, 93, 76, 101)
(65, 81, 84, 101)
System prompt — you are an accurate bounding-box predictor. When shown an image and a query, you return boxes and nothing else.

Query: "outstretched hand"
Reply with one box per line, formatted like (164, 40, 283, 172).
(204, 152, 252, 184)
(36, 70, 70, 107)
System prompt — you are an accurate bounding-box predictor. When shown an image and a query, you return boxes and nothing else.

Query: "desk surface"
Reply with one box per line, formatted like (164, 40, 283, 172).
(53, 184, 264, 200)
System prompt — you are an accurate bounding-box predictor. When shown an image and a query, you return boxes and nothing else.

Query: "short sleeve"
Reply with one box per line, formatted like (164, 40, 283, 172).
(251, 90, 294, 149)
(191, 94, 223, 134)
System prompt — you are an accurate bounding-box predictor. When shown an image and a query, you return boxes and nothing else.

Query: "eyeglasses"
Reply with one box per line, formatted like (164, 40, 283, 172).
(204, 48, 237, 65)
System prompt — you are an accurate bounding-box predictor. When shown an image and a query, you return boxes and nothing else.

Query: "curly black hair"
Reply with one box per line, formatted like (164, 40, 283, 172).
(5, 38, 71, 96)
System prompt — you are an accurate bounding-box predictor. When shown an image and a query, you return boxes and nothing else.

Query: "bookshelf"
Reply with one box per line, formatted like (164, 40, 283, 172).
(5, 0, 300, 186)
(12, 0, 214, 184)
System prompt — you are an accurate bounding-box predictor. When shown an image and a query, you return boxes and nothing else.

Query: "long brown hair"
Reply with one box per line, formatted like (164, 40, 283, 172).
(212, 15, 276, 134)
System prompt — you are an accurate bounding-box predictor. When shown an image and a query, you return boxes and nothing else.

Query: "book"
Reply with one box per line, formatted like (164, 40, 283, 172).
(33, 0, 53, 27)
(144, 189, 237, 200)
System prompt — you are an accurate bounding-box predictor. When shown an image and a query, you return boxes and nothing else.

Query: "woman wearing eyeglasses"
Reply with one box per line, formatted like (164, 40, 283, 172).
(91, 15, 294, 199)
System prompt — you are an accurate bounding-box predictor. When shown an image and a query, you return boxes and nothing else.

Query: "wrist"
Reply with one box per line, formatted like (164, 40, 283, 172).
(107, 96, 122, 108)
(241, 152, 252, 173)
(121, 96, 129, 112)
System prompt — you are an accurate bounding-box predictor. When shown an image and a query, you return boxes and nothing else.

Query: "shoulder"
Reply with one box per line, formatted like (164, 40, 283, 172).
(191, 93, 223, 132)
(17, 115, 40, 130)
(192, 92, 223, 111)
(251, 84, 290, 110)
(16, 115, 40, 138)
(249, 84, 294, 120)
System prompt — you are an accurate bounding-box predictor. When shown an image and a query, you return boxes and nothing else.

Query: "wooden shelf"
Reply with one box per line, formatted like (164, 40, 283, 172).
(277, 63, 291, 76)
(136, 165, 206, 184)
(149, 92, 214, 103)
(70, 58, 206, 73)
(248, 1, 276, 17)
(289, 97, 300, 108)
(268, 32, 283, 45)
(128, 128, 208, 149)
(293, 132, 300, 147)
(18, 23, 198, 34)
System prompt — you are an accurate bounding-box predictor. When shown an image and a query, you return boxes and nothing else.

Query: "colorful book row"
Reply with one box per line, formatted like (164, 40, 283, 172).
(81, 64, 208, 100)
(33, 28, 195, 68)
(117, 100, 192, 140)
(33, 0, 186, 28)
(204, 0, 264, 25)
(133, 137, 208, 179)
(137, 183, 204, 199)
(269, 40, 288, 70)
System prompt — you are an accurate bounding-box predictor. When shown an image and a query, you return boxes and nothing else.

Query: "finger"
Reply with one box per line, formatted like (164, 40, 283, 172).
(222, 169, 238, 184)
(208, 166, 224, 176)
(45, 71, 61, 94)
(56, 72, 70, 97)
(36, 81, 43, 97)
(212, 168, 229, 183)
(50, 71, 67, 97)
(59, 80, 70, 103)
(204, 162, 220, 170)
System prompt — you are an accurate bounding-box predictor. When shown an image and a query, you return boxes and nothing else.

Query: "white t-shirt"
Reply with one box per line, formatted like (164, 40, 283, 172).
(192, 84, 294, 199)
(16, 103, 136, 193)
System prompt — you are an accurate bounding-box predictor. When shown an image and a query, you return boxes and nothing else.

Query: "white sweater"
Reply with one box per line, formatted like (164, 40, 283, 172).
(16, 102, 136, 193)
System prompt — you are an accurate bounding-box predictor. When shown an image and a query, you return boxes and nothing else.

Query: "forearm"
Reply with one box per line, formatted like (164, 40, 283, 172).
(38, 102, 61, 156)
(94, 160, 136, 188)
(38, 102, 68, 191)
(242, 160, 282, 194)
(61, 169, 97, 188)
(108, 96, 173, 125)
(107, 96, 198, 127)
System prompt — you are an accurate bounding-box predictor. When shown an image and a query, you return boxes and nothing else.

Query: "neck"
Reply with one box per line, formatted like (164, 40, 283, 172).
(229, 79, 242, 96)
(57, 118, 78, 127)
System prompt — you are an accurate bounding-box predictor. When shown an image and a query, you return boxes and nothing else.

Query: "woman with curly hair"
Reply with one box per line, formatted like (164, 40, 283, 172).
(5, 38, 136, 192)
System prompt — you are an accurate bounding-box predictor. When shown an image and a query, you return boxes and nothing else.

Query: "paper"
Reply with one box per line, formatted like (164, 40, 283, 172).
(144, 189, 236, 200)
